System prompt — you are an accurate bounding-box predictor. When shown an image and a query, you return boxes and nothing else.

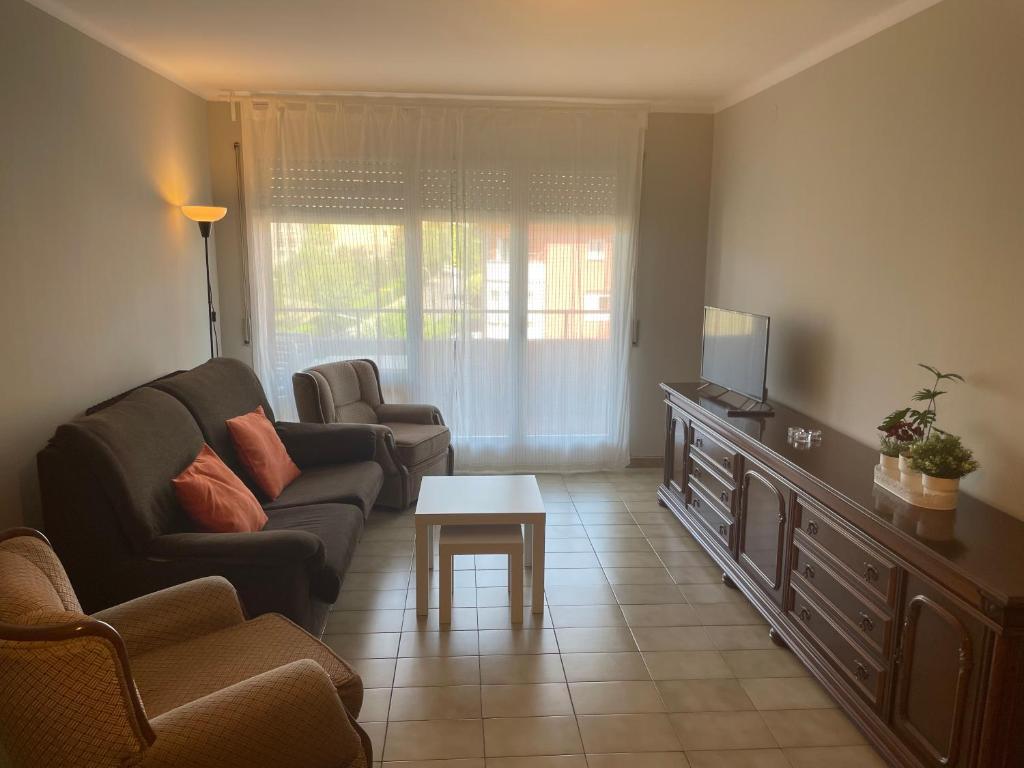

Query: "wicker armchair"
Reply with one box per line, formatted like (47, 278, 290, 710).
(0, 528, 371, 768)
(293, 358, 454, 508)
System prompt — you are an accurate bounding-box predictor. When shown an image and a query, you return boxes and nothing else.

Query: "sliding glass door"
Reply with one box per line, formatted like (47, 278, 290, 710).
(241, 98, 645, 470)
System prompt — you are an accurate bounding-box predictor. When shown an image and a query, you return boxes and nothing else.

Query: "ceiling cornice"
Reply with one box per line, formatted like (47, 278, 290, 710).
(715, 0, 945, 112)
(24, 0, 208, 99)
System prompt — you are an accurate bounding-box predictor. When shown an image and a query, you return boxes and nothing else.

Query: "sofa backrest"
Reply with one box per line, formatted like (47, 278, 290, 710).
(152, 358, 274, 490)
(294, 359, 382, 425)
(48, 388, 202, 547)
(40, 388, 202, 611)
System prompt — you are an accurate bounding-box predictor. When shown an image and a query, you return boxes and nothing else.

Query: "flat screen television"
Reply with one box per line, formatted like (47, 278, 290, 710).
(700, 306, 770, 403)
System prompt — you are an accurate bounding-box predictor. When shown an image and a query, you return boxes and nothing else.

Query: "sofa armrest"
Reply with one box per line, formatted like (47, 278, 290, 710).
(375, 403, 444, 425)
(145, 659, 371, 767)
(146, 530, 325, 566)
(275, 421, 377, 468)
(92, 576, 245, 658)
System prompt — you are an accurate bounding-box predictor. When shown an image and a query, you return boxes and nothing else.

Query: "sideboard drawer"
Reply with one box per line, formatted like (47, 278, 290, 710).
(789, 582, 888, 712)
(689, 454, 735, 513)
(690, 424, 740, 481)
(792, 543, 892, 659)
(794, 496, 896, 606)
(688, 483, 734, 552)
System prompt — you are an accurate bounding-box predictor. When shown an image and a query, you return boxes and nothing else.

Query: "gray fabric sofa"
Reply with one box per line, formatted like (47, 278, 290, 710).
(292, 358, 453, 509)
(38, 358, 383, 635)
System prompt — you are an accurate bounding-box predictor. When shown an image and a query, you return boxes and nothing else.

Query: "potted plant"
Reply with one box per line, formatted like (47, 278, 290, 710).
(877, 364, 965, 492)
(876, 420, 921, 481)
(909, 433, 979, 499)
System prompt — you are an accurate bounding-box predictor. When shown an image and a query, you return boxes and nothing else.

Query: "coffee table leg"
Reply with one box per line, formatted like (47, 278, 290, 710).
(523, 523, 533, 567)
(416, 518, 429, 616)
(427, 524, 435, 571)
(531, 519, 545, 614)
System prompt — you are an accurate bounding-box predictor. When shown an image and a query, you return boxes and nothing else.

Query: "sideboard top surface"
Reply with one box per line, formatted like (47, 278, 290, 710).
(663, 382, 1024, 605)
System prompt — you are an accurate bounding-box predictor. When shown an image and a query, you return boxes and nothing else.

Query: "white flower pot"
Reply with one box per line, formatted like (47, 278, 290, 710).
(898, 456, 922, 492)
(879, 453, 900, 480)
(923, 475, 960, 494)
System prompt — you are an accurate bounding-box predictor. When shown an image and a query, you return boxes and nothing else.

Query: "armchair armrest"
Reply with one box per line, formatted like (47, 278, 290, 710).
(275, 421, 377, 468)
(145, 659, 371, 767)
(92, 576, 245, 657)
(375, 403, 444, 425)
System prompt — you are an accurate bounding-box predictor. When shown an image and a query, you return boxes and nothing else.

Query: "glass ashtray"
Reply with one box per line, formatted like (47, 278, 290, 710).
(787, 427, 823, 448)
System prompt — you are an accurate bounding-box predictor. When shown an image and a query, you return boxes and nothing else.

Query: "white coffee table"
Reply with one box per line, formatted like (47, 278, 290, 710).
(415, 475, 546, 616)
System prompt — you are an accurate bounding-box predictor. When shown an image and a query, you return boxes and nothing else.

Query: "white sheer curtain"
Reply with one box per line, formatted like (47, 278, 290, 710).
(239, 96, 646, 471)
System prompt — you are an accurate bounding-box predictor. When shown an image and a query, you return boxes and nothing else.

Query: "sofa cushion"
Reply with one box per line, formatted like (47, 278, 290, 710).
(172, 445, 268, 533)
(131, 612, 364, 718)
(262, 462, 383, 518)
(383, 423, 451, 467)
(50, 388, 203, 547)
(152, 359, 274, 490)
(263, 503, 364, 589)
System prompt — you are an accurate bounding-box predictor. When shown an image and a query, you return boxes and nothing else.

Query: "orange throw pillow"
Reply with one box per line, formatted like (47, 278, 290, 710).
(173, 444, 267, 533)
(226, 405, 301, 500)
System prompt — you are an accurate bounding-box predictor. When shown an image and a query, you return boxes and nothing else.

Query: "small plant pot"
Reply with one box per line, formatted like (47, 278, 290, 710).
(898, 456, 923, 492)
(879, 453, 900, 480)
(923, 475, 960, 495)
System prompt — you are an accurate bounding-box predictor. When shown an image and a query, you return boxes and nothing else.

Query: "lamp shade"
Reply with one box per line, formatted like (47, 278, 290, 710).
(181, 205, 227, 223)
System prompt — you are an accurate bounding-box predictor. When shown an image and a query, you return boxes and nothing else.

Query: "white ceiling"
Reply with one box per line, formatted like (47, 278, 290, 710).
(29, 0, 942, 111)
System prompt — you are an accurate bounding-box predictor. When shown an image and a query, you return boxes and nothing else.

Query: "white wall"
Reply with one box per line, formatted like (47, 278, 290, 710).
(0, 0, 214, 530)
(207, 105, 713, 461)
(706, 0, 1024, 516)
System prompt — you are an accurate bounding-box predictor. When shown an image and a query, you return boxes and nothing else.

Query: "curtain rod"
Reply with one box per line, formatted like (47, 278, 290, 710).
(217, 89, 711, 114)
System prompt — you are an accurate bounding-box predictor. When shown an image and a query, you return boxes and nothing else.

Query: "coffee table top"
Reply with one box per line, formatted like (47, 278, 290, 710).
(416, 475, 545, 519)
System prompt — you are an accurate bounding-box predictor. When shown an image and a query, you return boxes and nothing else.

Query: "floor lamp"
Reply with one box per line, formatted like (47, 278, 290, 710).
(181, 205, 227, 358)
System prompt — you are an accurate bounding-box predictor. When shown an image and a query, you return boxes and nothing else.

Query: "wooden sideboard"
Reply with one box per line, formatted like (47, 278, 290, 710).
(658, 382, 1024, 768)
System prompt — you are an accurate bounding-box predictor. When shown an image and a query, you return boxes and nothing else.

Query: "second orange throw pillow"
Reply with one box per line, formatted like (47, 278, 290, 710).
(226, 405, 301, 500)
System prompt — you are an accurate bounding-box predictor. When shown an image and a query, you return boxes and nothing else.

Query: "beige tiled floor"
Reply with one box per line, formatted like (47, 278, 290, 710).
(328, 470, 889, 767)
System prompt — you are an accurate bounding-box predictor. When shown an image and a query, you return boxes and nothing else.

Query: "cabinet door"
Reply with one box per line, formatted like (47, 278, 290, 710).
(665, 409, 688, 497)
(892, 575, 987, 768)
(738, 462, 790, 606)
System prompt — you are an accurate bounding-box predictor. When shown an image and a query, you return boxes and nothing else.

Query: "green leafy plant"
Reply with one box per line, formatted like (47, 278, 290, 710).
(908, 433, 979, 479)
(878, 363, 965, 454)
(912, 364, 965, 440)
(879, 435, 905, 458)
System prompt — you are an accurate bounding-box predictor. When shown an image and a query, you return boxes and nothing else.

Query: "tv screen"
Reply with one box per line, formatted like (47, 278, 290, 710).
(700, 306, 770, 402)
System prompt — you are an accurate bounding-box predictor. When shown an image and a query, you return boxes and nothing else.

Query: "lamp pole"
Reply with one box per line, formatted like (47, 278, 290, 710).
(200, 221, 216, 358)
(181, 206, 227, 360)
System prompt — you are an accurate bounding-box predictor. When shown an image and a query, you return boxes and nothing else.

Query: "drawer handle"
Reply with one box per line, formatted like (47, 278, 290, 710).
(862, 563, 879, 583)
(695, 437, 704, 448)
(858, 612, 874, 633)
(806, 521, 819, 536)
(803, 564, 815, 580)
(722, 457, 731, 469)
(718, 524, 727, 537)
(693, 466, 702, 477)
(719, 491, 729, 503)
(853, 660, 869, 681)
(693, 498, 702, 509)
(798, 607, 812, 622)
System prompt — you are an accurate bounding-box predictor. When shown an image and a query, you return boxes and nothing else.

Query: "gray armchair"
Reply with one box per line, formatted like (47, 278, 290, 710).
(293, 359, 453, 508)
